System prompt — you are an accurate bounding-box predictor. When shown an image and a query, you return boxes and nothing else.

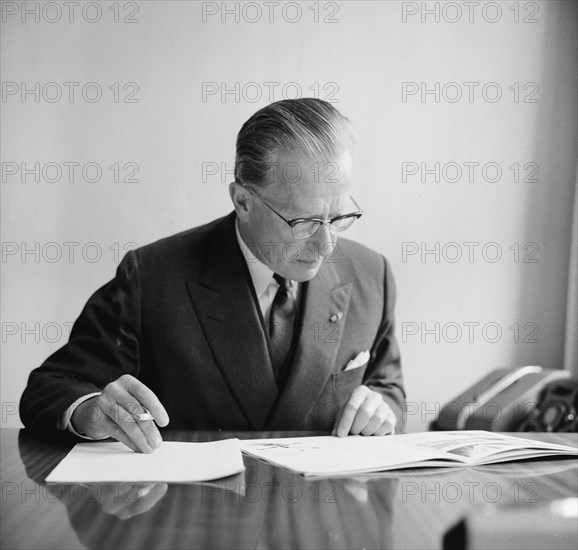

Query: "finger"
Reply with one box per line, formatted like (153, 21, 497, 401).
(372, 408, 397, 436)
(102, 399, 153, 453)
(118, 398, 163, 450)
(96, 414, 140, 453)
(332, 399, 349, 436)
(124, 377, 170, 427)
(332, 389, 359, 436)
(350, 392, 382, 435)
(373, 423, 394, 436)
(104, 380, 164, 449)
(361, 403, 393, 436)
(334, 386, 370, 437)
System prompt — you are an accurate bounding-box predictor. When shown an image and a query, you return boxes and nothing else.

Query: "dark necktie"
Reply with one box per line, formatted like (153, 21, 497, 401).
(269, 274, 297, 377)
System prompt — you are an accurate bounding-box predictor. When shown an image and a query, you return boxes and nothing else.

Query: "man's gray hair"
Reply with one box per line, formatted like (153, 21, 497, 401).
(235, 98, 357, 187)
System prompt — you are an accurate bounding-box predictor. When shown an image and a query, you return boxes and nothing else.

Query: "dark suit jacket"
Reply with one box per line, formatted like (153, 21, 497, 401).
(20, 212, 405, 432)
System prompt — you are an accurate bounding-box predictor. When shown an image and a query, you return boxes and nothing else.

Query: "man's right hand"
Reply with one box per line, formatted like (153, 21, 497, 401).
(70, 375, 170, 453)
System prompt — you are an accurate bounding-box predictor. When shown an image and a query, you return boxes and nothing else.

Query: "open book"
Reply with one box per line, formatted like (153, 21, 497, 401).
(239, 431, 577, 477)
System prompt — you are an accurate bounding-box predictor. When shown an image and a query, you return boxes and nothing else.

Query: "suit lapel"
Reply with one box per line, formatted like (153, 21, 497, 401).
(265, 262, 352, 429)
(186, 213, 278, 429)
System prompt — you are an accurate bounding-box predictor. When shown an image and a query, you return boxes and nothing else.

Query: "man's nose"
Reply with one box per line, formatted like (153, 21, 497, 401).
(307, 223, 337, 258)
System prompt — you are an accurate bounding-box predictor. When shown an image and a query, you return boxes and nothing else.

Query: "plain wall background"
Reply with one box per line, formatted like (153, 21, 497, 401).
(2, 0, 577, 433)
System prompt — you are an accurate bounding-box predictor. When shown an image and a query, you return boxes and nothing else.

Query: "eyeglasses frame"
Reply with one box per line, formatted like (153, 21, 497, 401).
(238, 181, 363, 239)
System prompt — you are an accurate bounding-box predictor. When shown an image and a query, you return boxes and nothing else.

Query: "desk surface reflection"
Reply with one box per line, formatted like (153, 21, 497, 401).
(1, 429, 576, 549)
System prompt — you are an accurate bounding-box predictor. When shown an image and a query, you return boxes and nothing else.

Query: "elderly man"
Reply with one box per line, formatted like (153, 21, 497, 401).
(20, 98, 405, 452)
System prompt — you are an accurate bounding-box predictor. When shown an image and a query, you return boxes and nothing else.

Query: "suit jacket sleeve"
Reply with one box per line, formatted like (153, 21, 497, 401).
(19, 251, 141, 432)
(364, 256, 406, 430)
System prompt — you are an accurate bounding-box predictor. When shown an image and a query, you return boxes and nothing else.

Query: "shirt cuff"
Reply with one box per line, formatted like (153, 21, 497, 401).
(59, 393, 108, 440)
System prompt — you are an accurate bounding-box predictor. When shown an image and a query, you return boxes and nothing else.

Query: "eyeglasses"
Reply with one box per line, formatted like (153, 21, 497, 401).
(240, 183, 363, 240)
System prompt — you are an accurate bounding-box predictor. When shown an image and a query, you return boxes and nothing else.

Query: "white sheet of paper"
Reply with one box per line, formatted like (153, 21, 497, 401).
(46, 439, 245, 483)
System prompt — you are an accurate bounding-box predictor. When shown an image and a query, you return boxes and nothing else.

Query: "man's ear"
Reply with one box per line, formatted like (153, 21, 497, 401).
(229, 181, 251, 221)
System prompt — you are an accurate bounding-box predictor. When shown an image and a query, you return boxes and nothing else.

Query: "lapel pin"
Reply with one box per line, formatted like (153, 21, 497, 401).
(329, 312, 343, 323)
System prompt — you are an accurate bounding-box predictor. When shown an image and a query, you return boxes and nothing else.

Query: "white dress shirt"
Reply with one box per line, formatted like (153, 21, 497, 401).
(235, 220, 298, 321)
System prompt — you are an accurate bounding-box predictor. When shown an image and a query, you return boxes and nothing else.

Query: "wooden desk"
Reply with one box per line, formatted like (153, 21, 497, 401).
(1, 429, 576, 549)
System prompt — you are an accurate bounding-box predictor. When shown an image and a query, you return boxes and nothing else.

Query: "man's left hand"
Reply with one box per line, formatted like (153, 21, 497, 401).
(332, 386, 396, 437)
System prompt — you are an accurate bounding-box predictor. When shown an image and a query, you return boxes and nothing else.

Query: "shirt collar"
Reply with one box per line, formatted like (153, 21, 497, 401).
(235, 219, 275, 299)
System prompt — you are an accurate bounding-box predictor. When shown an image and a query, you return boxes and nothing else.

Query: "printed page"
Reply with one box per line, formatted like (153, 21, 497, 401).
(46, 439, 245, 483)
(240, 435, 465, 476)
(240, 432, 577, 474)
(392, 431, 578, 464)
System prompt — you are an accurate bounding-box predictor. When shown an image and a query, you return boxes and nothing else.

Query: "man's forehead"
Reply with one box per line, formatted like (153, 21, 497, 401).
(265, 150, 353, 198)
(271, 150, 352, 180)
(266, 180, 352, 208)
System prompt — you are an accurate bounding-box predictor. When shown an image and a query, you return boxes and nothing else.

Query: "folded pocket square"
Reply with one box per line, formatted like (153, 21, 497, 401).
(344, 350, 370, 371)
